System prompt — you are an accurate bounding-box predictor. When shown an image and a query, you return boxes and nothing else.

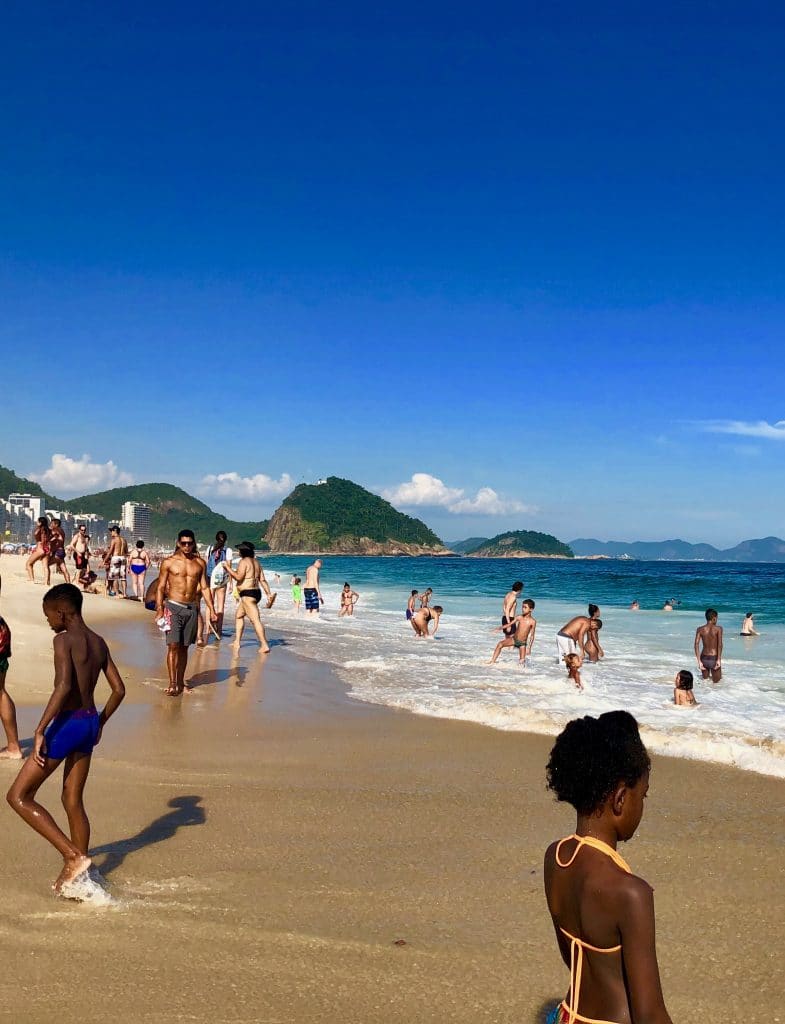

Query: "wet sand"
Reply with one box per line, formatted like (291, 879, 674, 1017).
(0, 560, 782, 1022)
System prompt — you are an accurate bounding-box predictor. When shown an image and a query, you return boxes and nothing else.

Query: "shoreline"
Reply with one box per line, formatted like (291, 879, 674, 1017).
(0, 563, 782, 1021)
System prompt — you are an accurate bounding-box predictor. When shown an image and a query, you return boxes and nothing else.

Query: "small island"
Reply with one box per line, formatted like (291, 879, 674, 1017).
(462, 530, 574, 559)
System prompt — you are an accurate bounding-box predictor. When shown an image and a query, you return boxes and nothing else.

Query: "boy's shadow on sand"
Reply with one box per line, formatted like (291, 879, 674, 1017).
(90, 795, 206, 876)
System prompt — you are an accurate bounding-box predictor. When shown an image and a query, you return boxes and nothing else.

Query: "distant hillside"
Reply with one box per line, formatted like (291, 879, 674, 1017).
(465, 530, 573, 558)
(0, 465, 57, 506)
(448, 537, 489, 554)
(62, 484, 268, 547)
(570, 536, 785, 562)
(0, 464, 268, 547)
(265, 477, 446, 554)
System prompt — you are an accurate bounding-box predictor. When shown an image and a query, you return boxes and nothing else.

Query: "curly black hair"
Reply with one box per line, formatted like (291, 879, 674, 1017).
(545, 710, 650, 815)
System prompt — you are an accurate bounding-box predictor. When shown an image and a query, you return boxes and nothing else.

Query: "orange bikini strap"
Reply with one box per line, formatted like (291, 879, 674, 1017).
(555, 834, 632, 874)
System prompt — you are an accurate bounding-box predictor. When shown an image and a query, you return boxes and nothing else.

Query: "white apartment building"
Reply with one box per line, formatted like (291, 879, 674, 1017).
(121, 501, 152, 541)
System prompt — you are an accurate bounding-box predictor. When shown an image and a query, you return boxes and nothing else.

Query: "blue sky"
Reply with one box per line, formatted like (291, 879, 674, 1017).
(2, 2, 785, 545)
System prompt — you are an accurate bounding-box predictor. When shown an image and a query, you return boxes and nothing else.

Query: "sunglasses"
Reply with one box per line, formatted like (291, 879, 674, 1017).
(179, 540, 195, 547)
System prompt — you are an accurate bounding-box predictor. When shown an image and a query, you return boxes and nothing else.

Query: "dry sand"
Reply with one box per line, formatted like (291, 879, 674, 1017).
(0, 557, 782, 1023)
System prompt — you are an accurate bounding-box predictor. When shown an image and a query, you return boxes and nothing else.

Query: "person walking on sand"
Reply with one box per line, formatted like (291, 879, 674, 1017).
(26, 517, 52, 585)
(410, 605, 443, 638)
(66, 524, 91, 587)
(128, 540, 151, 601)
(695, 608, 723, 683)
(555, 614, 602, 665)
(339, 582, 359, 616)
(6, 583, 126, 895)
(490, 599, 536, 664)
(104, 525, 129, 598)
(501, 581, 523, 635)
(543, 711, 673, 1024)
(221, 541, 273, 653)
(303, 559, 324, 616)
(48, 519, 71, 583)
(0, 615, 22, 760)
(202, 531, 233, 640)
(155, 530, 218, 696)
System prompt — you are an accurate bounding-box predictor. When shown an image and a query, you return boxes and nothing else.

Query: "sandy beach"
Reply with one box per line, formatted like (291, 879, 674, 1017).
(0, 559, 782, 1023)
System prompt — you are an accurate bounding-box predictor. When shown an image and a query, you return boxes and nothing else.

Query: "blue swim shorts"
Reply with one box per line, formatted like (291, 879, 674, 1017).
(44, 708, 100, 760)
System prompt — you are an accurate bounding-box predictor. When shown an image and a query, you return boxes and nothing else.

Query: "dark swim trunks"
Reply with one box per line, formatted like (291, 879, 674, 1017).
(406, 608, 413, 620)
(44, 708, 100, 760)
(74, 552, 89, 571)
(502, 615, 514, 636)
(304, 587, 319, 611)
(514, 638, 526, 648)
(165, 601, 198, 647)
(700, 654, 718, 671)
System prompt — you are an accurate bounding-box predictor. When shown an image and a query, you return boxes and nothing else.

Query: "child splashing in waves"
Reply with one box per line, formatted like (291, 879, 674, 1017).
(543, 711, 673, 1024)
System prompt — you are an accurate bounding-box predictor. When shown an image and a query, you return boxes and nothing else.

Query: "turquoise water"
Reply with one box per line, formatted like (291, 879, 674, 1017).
(256, 556, 785, 777)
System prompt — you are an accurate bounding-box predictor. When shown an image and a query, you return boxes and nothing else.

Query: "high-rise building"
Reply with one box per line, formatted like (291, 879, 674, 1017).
(9, 493, 43, 521)
(121, 501, 152, 541)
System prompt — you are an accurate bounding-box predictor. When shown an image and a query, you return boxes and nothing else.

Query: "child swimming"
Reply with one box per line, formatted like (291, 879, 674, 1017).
(673, 669, 699, 706)
(543, 711, 673, 1024)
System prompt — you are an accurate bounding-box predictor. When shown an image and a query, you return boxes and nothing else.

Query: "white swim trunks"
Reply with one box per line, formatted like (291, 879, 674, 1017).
(556, 632, 578, 663)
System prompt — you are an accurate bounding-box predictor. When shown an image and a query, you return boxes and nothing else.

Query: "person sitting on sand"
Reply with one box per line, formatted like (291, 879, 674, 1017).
(556, 615, 602, 665)
(339, 583, 359, 617)
(6, 583, 126, 895)
(673, 669, 698, 706)
(490, 599, 536, 664)
(0, 615, 22, 760)
(410, 604, 442, 638)
(563, 652, 583, 691)
(694, 608, 723, 683)
(740, 612, 759, 637)
(543, 710, 673, 1024)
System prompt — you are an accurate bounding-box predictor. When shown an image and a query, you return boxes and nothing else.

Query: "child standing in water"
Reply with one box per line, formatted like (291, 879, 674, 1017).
(543, 711, 673, 1024)
(291, 576, 302, 612)
(563, 652, 584, 691)
(7, 584, 125, 894)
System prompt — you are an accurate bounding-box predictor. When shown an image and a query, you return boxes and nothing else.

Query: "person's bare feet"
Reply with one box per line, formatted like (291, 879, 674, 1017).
(0, 746, 23, 760)
(164, 685, 182, 696)
(259, 646, 271, 654)
(53, 854, 92, 893)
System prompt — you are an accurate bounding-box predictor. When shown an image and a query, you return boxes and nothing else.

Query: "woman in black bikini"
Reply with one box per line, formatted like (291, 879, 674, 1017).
(221, 541, 273, 653)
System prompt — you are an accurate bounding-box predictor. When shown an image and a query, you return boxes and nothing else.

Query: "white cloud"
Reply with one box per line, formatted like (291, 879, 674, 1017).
(701, 419, 785, 440)
(383, 473, 532, 516)
(31, 454, 134, 494)
(199, 471, 294, 502)
(382, 473, 463, 508)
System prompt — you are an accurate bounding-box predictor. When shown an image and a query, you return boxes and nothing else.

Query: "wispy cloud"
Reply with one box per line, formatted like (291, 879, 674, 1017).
(199, 471, 294, 502)
(383, 473, 533, 516)
(30, 454, 134, 495)
(700, 419, 785, 440)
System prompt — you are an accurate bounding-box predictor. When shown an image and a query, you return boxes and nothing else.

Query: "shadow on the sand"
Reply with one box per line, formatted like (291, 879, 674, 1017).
(91, 795, 206, 876)
(186, 665, 248, 689)
(535, 999, 561, 1023)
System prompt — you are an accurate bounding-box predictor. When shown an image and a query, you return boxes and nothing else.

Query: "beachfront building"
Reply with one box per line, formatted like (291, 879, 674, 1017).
(1, 493, 44, 542)
(121, 501, 152, 541)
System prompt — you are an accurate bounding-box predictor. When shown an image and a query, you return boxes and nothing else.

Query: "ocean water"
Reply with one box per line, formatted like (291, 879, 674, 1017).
(258, 556, 785, 778)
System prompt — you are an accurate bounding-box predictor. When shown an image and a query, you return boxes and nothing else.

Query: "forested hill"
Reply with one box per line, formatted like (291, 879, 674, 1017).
(62, 484, 269, 546)
(264, 477, 445, 553)
(464, 530, 574, 558)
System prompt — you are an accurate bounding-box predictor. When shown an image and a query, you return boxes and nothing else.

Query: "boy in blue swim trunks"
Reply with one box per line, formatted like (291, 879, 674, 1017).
(7, 583, 126, 895)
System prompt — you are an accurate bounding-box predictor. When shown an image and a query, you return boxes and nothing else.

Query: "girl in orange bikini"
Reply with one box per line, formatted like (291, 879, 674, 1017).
(543, 711, 673, 1024)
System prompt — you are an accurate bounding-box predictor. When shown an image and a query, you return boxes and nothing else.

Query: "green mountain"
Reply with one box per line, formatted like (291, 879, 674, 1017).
(265, 476, 445, 553)
(465, 530, 573, 558)
(448, 537, 490, 554)
(61, 484, 268, 547)
(0, 465, 267, 547)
